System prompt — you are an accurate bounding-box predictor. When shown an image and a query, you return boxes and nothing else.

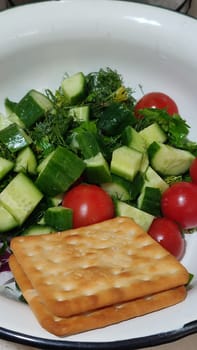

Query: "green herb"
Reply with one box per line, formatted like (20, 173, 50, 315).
(134, 108, 197, 153)
(29, 100, 73, 160)
(164, 174, 192, 186)
(85, 68, 135, 119)
(85, 67, 123, 105)
(97, 102, 135, 136)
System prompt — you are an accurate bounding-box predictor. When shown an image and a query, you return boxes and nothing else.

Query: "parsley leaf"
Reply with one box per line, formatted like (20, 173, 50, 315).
(134, 108, 195, 149)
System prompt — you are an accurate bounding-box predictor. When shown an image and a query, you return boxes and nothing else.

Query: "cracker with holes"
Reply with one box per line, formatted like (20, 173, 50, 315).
(9, 217, 189, 335)
(9, 254, 187, 336)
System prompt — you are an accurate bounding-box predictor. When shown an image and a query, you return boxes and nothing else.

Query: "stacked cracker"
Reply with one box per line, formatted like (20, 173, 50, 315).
(9, 216, 189, 337)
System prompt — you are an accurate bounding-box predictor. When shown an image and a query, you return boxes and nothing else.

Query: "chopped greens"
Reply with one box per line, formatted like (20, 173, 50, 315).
(134, 108, 197, 151)
(0, 67, 196, 262)
(84, 67, 135, 119)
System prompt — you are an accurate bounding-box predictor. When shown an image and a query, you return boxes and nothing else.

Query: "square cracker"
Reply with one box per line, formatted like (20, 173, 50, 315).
(9, 254, 187, 337)
(10, 217, 189, 318)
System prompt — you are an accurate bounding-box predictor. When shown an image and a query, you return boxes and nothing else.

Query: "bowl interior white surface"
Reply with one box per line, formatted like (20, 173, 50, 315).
(0, 0, 197, 346)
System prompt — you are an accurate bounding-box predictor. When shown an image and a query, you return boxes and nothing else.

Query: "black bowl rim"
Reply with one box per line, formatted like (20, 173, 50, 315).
(0, 320, 197, 349)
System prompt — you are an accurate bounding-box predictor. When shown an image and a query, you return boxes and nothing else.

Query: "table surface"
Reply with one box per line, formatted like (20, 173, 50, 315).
(0, 1, 197, 349)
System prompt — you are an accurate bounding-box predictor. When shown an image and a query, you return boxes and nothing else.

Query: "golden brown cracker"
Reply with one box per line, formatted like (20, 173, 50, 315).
(10, 217, 189, 317)
(9, 254, 187, 337)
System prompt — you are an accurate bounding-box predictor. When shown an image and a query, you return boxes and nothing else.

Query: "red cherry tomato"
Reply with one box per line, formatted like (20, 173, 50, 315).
(62, 183, 114, 228)
(189, 158, 197, 184)
(134, 92, 179, 118)
(161, 182, 197, 229)
(148, 217, 185, 260)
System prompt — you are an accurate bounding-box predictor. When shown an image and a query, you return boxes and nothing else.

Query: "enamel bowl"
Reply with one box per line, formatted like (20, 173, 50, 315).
(0, 1, 197, 349)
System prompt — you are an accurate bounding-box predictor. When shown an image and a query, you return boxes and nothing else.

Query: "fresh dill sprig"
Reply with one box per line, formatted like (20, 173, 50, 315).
(84, 68, 135, 118)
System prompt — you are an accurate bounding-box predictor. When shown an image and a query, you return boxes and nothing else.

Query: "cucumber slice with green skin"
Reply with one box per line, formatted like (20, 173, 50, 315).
(15, 89, 53, 128)
(0, 112, 11, 130)
(0, 157, 14, 180)
(139, 123, 167, 147)
(36, 146, 85, 196)
(111, 146, 143, 181)
(5, 98, 18, 115)
(140, 152, 149, 173)
(61, 72, 86, 105)
(4, 98, 21, 127)
(148, 142, 195, 176)
(47, 193, 64, 207)
(84, 152, 111, 184)
(101, 174, 131, 201)
(23, 224, 54, 236)
(69, 106, 89, 122)
(130, 171, 145, 200)
(0, 123, 32, 153)
(37, 151, 54, 173)
(97, 102, 135, 137)
(44, 207, 73, 231)
(0, 204, 18, 232)
(8, 113, 24, 128)
(115, 200, 155, 231)
(122, 125, 146, 153)
(76, 131, 100, 159)
(0, 173, 43, 225)
(144, 166, 169, 193)
(137, 186, 161, 217)
(14, 147, 37, 175)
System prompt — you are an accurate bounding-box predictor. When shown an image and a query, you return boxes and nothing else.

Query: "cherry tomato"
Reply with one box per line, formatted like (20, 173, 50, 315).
(134, 92, 179, 118)
(189, 158, 197, 184)
(148, 217, 185, 260)
(62, 183, 114, 228)
(161, 182, 197, 229)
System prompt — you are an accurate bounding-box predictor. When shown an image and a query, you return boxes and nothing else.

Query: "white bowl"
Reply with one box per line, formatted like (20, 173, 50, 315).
(0, 1, 197, 349)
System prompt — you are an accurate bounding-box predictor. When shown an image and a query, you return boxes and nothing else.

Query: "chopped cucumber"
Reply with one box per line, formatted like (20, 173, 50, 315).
(0, 112, 11, 130)
(44, 207, 73, 231)
(115, 200, 154, 231)
(111, 146, 143, 181)
(23, 224, 54, 236)
(69, 106, 89, 122)
(14, 147, 37, 175)
(15, 89, 53, 128)
(1, 68, 196, 242)
(144, 166, 169, 193)
(4, 98, 18, 115)
(122, 125, 146, 152)
(0, 157, 14, 180)
(47, 193, 64, 207)
(84, 152, 111, 184)
(0, 204, 18, 232)
(4, 99, 24, 127)
(76, 131, 100, 159)
(97, 102, 135, 137)
(61, 72, 86, 104)
(148, 142, 195, 176)
(36, 146, 85, 196)
(140, 152, 149, 173)
(0, 173, 43, 225)
(101, 174, 131, 201)
(0, 123, 32, 152)
(137, 186, 161, 217)
(139, 123, 167, 147)
(37, 151, 54, 173)
(8, 113, 24, 128)
(130, 172, 145, 200)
